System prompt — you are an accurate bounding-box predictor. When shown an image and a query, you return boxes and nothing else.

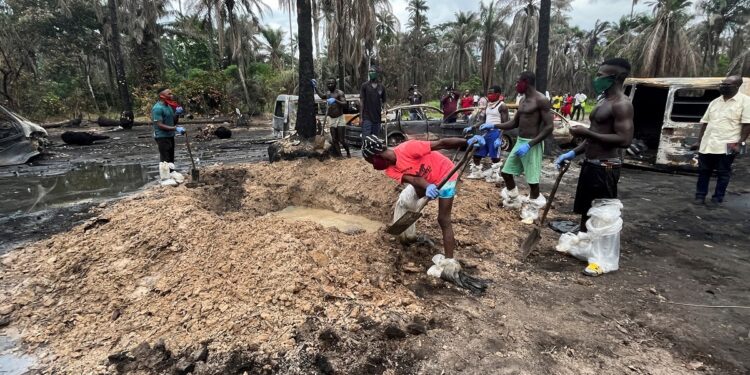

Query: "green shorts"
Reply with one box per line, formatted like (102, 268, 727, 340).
(501, 137, 543, 184)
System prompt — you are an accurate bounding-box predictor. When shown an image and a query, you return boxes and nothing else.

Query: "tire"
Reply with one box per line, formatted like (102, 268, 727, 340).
(501, 134, 514, 152)
(387, 133, 406, 146)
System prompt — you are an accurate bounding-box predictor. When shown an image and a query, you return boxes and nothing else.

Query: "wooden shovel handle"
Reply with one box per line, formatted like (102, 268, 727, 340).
(538, 161, 570, 226)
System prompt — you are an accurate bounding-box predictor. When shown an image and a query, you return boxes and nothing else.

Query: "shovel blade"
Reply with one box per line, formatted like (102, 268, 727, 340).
(191, 168, 200, 182)
(519, 227, 541, 259)
(385, 211, 423, 235)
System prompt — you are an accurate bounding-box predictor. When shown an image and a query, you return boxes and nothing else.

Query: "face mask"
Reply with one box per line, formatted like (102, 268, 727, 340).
(487, 93, 500, 102)
(370, 155, 389, 170)
(593, 75, 616, 95)
(369, 72, 377, 81)
(515, 80, 528, 94)
(718, 84, 737, 96)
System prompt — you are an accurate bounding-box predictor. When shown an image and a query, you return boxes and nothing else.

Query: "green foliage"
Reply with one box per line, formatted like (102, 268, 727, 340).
(458, 75, 482, 94)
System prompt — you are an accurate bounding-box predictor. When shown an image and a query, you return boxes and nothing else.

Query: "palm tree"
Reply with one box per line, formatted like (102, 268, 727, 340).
(296, 0, 316, 139)
(585, 20, 610, 60)
(261, 27, 286, 69)
(479, 1, 509, 93)
(106, 0, 133, 128)
(622, 0, 699, 77)
(376, 12, 399, 49)
(444, 11, 479, 83)
(536, 0, 551, 92)
(121, 0, 170, 86)
(406, 0, 431, 87)
(223, 0, 267, 108)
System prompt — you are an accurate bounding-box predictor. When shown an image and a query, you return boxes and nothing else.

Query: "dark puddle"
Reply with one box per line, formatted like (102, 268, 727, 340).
(0, 163, 157, 253)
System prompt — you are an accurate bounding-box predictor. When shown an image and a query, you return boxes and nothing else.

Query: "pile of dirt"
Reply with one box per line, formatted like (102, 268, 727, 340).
(0, 158, 526, 373)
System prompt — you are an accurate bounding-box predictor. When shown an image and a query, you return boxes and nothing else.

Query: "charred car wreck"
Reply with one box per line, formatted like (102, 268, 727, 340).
(0, 105, 48, 166)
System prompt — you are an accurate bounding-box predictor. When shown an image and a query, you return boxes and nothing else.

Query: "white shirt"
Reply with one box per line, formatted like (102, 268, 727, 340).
(574, 93, 587, 106)
(486, 100, 505, 124)
(699, 92, 750, 154)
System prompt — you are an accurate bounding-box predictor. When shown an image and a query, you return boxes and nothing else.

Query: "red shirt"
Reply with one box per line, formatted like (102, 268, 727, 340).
(460, 96, 474, 109)
(385, 141, 457, 185)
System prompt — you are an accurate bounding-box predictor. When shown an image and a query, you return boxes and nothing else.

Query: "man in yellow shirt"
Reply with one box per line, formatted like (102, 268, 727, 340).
(691, 76, 750, 207)
(552, 94, 562, 113)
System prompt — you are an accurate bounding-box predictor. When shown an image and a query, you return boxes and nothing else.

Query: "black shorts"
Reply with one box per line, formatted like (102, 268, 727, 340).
(155, 137, 175, 163)
(573, 162, 620, 214)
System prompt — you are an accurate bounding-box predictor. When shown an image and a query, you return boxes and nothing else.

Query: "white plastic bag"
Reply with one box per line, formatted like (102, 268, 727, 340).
(520, 195, 546, 223)
(555, 199, 623, 273)
(393, 185, 420, 244)
(501, 187, 523, 209)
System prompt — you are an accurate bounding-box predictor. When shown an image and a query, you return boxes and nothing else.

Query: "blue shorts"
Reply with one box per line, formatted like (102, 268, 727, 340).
(439, 180, 457, 199)
(474, 129, 501, 159)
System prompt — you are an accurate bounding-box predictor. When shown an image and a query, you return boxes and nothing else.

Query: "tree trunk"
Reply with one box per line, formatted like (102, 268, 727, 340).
(107, 0, 133, 129)
(81, 52, 100, 113)
(288, 8, 295, 70)
(206, 3, 216, 70)
(535, 0, 551, 93)
(216, 1, 226, 68)
(536, 0, 554, 155)
(132, 22, 163, 86)
(296, 0, 316, 139)
(227, 9, 252, 109)
(312, 0, 320, 61)
(336, 0, 345, 90)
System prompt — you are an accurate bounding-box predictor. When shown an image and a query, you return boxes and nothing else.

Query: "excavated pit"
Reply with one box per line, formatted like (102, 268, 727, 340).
(1, 158, 475, 373)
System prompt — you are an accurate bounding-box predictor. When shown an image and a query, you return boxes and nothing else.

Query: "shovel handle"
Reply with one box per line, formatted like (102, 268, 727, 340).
(183, 130, 197, 171)
(538, 161, 570, 225)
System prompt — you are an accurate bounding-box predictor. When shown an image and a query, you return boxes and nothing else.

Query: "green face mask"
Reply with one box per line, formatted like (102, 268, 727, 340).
(368, 71, 378, 81)
(593, 75, 616, 95)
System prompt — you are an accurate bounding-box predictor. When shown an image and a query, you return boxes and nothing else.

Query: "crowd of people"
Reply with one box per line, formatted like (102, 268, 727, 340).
(552, 91, 588, 121)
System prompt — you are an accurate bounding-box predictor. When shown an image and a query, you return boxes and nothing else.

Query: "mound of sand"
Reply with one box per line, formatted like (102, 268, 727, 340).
(0, 158, 524, 373)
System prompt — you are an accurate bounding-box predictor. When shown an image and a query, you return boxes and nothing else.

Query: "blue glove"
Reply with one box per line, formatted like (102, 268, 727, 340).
(467, 135, 485, 148)
(311, 79, 317, 88)
(554, 150, 576, 169)
(175, 126, 185, 135)
(175, 106, 184, 115)
(494, 138, 501, 149)
(515, 143, 531, 157)
(463, 126, 473, 134)
(479, 123, 495, 132)
(327, 97, 336, 105)
(425, 184, 440, 200)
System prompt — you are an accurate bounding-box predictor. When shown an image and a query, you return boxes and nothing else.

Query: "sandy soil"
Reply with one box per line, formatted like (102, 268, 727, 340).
(1, 153, 749, 374)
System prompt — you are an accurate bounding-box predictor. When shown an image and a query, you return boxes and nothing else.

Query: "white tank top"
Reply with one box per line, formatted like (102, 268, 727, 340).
(485, 101, 505, 124)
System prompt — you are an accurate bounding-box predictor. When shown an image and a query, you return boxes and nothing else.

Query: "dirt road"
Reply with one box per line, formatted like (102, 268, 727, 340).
(0, 123, 748, 373)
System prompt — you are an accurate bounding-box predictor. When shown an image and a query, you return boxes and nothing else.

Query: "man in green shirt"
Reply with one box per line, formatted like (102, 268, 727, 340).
(152, 87, 185, 164)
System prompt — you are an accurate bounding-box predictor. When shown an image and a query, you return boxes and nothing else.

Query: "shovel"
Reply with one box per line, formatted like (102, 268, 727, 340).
(386, 147, 473, 235)
(183, 130, 200, 182)
(519, 161, 570, 260)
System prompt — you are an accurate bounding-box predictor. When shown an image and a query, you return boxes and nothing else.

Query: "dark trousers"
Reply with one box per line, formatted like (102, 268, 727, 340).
(361, 119, 381, 138)
(696, 153, 736, 202)
(572, 105, 584, 121)
(155, 137, 175, 163)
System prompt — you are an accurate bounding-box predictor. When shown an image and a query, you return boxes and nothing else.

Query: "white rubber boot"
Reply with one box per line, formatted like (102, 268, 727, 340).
(501, 187, 522, 209)
(466, 163, 483, 179)
(520, 195, 547, 224)
(484, 161, 503, 183)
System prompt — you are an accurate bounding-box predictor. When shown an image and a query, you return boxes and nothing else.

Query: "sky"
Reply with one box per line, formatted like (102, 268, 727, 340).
(256, 0, 653, 45)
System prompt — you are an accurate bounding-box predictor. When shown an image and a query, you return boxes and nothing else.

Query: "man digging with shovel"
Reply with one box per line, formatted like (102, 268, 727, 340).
(362, 135, 487, 293)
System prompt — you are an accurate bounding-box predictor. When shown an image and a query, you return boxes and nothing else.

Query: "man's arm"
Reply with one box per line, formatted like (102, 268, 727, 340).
(430, 137, 468, 151)
(741, 123, 750, 143)
(500, 103, 510, 123)
(335, 90, 346, 105)
(313, 85, 326, 100)
(380, 84, 387, 106)
(527, 98, 554, 147)
(576, 101, 634, 147)
(401, 175, 431, 192)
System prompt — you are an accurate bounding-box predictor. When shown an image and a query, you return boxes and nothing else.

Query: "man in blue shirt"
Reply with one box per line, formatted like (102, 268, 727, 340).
(152, 87, 185, 164)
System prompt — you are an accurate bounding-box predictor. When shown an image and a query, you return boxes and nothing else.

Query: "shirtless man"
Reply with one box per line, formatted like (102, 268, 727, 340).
(313, 78, 350, 157)
(464, 85, 509, 182)
(555, 58, 634, 231)
(480, 71, 553, 221)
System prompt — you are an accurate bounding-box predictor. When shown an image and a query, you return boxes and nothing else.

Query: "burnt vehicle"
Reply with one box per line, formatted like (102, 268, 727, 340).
(271, 94, 360, 138)
(0, 105, 49, 166)
(622, 77, 750, 169)
(344, 104, 518, 150)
